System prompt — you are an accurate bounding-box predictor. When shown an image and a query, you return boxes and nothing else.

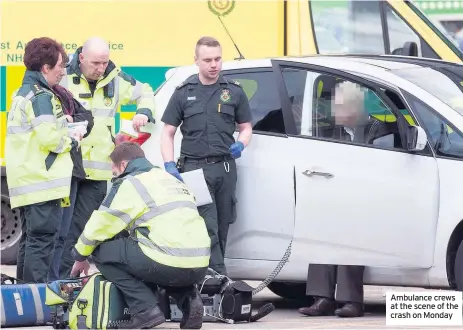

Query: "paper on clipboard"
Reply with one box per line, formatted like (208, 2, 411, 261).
(181, 169, 213, 207)
(120, 119, 154, 138)
(67, 120, 88, 137)
(120, 119, 139, 138)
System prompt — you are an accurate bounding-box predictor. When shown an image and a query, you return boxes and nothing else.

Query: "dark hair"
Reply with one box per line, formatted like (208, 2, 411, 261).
(24, 37, 68, 71)
(110, 142, 145, 166)
(195, 36, 221, 55)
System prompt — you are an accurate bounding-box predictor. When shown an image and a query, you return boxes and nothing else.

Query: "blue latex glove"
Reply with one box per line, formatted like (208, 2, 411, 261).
(164, 161, 184, 182)
(229, 141, 245, 159)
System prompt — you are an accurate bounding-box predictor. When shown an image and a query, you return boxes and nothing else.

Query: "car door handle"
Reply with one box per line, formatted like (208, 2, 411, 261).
(303, 169, 334, 179)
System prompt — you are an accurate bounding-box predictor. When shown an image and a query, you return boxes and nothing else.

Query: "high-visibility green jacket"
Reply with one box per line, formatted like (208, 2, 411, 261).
(60, 47, 156, 181)
(73, 157, 211, 269)
(5, 70, 76, 208)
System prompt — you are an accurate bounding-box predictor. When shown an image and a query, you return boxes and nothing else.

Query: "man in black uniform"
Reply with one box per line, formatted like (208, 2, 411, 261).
(160, 36, 253, 275)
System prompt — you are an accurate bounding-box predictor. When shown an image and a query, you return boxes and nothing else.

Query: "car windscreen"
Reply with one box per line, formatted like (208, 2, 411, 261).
(393, 67, 463, 116)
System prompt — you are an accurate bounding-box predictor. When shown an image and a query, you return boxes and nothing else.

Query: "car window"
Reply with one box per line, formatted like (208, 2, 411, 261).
(309, 0, 439, 58)
(406, 0, 463, 61)
(385, 5, 422, 56)
(405, 92, 463, 159)
(223, 71, 284, 134)
(281, 67, 410, 150)
(310, 0, 385, 54)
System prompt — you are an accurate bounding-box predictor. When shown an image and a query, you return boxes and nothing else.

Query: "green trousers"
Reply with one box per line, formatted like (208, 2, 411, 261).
(16, 199, 62, 283)
(92, 237, 207, 314)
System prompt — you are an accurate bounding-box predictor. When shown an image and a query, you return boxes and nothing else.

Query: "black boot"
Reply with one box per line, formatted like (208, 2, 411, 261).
(179, 287, 204, 329)
(125, 305, 166, 329)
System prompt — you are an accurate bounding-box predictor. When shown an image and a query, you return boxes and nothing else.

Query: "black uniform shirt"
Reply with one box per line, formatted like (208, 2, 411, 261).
(161, 74, 252, 158)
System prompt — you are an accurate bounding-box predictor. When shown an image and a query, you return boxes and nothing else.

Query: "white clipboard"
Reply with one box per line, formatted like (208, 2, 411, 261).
(181, 169, 213, 207)
(119, 119, 153, 138)
(120, 119, 139, 138)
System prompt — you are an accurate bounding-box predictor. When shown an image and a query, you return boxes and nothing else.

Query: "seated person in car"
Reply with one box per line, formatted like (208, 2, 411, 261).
(331, 81, 390, 144)
(299, 80, 390, 318)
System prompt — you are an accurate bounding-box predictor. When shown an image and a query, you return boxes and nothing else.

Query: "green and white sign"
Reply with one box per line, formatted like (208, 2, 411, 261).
(413, 0, 463, 15)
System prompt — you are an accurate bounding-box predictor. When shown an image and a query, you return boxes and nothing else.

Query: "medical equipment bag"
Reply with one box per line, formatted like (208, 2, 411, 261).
(0, 274, 53, 328)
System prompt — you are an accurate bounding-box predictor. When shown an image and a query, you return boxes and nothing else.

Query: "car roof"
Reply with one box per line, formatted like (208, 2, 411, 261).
(173, 54, 451, 74)
(322, 53, 463, 70)
(169, 54, 463, 87)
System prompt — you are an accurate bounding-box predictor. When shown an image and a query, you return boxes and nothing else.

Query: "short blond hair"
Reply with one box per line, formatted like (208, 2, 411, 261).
(195, 36, 221, 55)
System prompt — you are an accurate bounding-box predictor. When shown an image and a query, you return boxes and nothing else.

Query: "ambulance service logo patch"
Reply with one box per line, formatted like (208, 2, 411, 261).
(220, 89, 231, 103)
(103, 97, 112, 106)
(208, 0, 235, 17)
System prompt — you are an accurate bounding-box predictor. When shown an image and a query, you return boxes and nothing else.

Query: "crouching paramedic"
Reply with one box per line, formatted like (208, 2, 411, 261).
(70, 142, 211, 329)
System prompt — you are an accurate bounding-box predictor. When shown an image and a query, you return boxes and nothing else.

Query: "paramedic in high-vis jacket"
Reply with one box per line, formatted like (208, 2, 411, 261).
(70, 142, 210, 329)
(5, 37, 83, 283)
(59, 36, 156, 279)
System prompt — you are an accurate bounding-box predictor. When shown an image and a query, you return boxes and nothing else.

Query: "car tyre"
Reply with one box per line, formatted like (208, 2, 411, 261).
(455, 240, 463, 291)
(267, 282, 309, 300)
(1, 179, 22, 265)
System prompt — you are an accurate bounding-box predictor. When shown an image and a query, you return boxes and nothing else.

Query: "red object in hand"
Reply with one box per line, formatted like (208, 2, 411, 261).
(115, 133, 130, 145)
(115, 132, 151, 146)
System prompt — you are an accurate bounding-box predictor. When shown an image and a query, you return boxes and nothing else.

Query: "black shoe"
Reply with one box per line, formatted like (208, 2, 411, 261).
(180, 287, 204, 329)
(335, 302, 364, 318)
(298, 297, 336, 316)
(125, 305, 166, 329)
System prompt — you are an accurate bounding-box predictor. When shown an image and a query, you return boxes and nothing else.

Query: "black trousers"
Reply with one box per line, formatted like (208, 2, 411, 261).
(59, 179, 107, 279)
(182, 159, 237, 275)
(305, 264, 365, 304)
(92, 237, 207, 314)
(16, 199, 62, 283)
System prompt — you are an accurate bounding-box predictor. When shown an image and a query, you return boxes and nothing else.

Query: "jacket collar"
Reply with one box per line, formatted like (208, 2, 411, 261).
(187, 73, 228, 85)
(22, 70, 52, 91)
(113, 157, 156, 182)
(68, 47, 117, 79)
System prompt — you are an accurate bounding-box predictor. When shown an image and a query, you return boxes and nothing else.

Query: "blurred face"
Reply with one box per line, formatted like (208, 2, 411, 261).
(79, 49, 109, 81)
(42, 53, 66, 87)
(111, 160, 128, 177)
(195, 45, 222, 82)
(333, 98, 364, 127)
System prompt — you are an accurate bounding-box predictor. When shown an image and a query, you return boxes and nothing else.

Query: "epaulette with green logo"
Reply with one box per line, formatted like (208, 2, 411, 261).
(118, 71, 136, 86)
(226, 78, 241, 87)
(176, 81, 188, 90)
(32, 84, 45, 95)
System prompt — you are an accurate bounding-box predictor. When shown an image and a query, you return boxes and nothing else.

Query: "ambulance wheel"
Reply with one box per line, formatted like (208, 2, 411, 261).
(1, 178, 21, 265)
(267, 282, 308, 300)
(455, 239, 463, 291)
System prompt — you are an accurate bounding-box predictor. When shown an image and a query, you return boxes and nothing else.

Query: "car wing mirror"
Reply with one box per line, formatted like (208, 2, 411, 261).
(407, 125, 428, 152)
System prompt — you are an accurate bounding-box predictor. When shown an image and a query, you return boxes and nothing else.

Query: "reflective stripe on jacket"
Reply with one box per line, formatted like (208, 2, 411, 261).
(60, 47, 156, 181)
(73, 157, 211, 269)
(5, 70, 74, 208)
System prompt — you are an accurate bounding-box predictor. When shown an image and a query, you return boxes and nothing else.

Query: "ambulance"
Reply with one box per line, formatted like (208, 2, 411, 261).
(1, 0, 463, 266)
(415, 0, 463, 42)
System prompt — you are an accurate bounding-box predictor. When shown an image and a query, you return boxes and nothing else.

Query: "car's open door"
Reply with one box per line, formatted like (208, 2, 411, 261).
(271, 59, 440, 269)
